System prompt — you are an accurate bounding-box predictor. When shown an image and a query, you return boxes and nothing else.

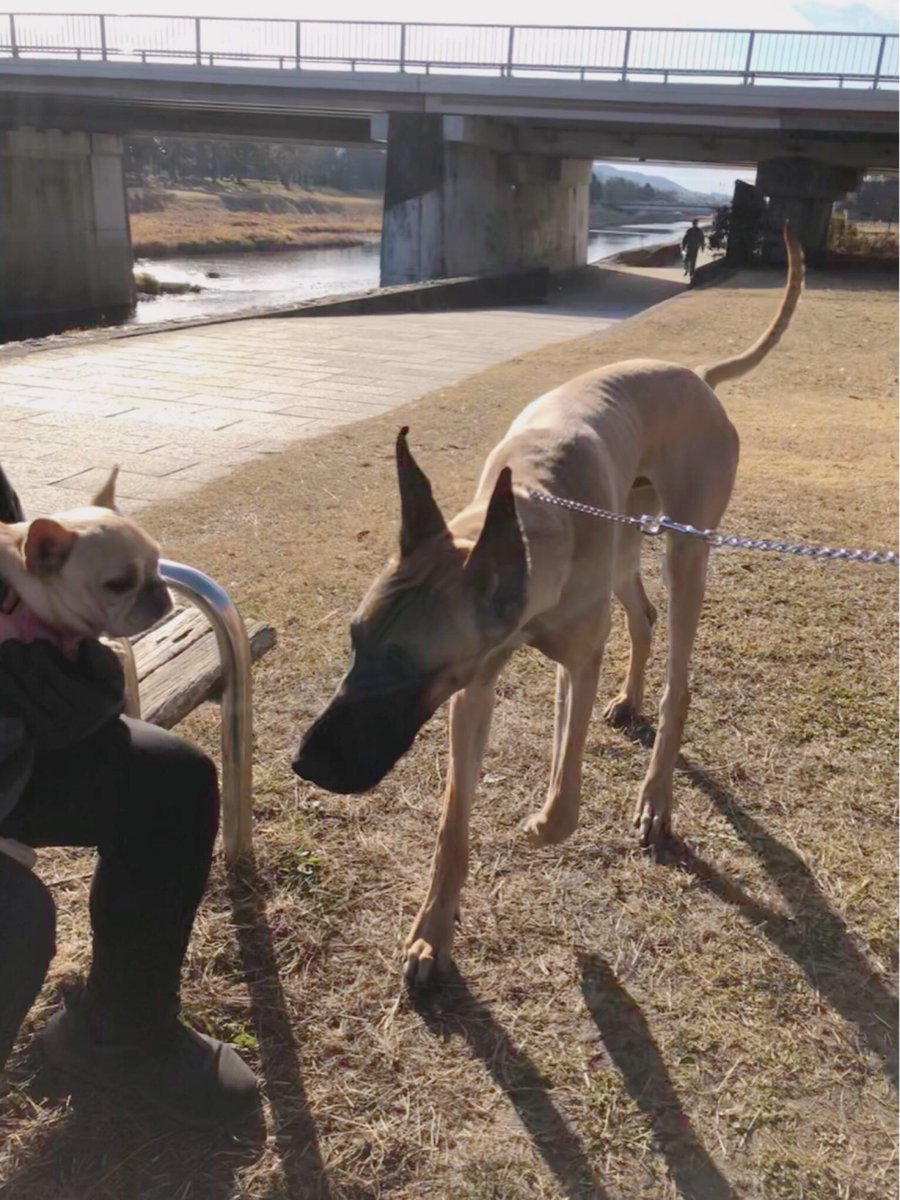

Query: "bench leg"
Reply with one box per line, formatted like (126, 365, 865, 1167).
(159, 560, 254, 864)
(111, 637, 142, 719)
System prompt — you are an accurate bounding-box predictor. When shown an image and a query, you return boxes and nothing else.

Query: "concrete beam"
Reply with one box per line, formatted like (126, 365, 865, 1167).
(756, 156, 862, 265)
(0, 127, 134, 340)
(380, 113, 591, 286)
(514, 127, 896, 171)
(0, 95, 374, 145)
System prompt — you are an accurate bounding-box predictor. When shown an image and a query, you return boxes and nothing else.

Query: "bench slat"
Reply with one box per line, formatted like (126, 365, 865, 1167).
(133, 608, 211, 681)
(133, 614, 276, 729)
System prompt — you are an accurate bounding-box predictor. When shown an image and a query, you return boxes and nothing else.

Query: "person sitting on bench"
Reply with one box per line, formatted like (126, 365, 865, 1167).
(0, 464, 260, 1127)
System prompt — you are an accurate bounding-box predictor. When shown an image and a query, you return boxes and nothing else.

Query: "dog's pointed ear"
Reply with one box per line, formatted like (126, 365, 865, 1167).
(464, 467, 528, 636)
(91, 465, 119, 511)
(396, 427, 447, 556)
(24, 518, 78, 575)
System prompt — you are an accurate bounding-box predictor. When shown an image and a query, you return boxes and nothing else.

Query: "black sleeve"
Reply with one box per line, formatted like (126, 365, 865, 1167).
(0, 639, 125, 750)
(0, 465, 24, 524)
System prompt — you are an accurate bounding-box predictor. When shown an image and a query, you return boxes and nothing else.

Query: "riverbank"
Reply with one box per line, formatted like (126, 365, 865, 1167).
(128, 181, 381, 257)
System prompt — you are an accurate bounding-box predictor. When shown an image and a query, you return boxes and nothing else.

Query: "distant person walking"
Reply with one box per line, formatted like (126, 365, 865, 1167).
(681, 219, 705, 280)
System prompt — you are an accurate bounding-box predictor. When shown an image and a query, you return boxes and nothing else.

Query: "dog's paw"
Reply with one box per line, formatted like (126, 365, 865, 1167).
(603, 694, 640, 727)
(521, 808, 578, 848)
(403, 919, 454, 989)
(633, 785, 672, 849)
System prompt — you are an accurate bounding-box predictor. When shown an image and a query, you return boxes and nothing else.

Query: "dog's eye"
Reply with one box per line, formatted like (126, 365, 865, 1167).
(104, 575, 135, 595)
(385, 644, 410, 676)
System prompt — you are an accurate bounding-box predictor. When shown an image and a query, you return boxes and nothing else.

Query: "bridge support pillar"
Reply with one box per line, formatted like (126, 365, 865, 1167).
(0, 128, 134, 341)
(755, 158, 860, 267)
(379, 115, 591, 286)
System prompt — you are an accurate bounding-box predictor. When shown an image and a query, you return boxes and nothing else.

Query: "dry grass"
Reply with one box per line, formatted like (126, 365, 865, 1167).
(130, 185, 381, 257)
(0, 267, 896, 1199)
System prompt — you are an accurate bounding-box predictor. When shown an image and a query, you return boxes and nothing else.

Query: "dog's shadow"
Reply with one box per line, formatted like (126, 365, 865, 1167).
(578, 952, 737, 1200)
(626, 718, 898, 1089)
(412, 969, 608, 1200)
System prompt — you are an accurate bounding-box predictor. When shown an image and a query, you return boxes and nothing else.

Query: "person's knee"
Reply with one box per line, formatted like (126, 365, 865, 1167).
(126, 723, 221, 850)
(165, 740, 220, 848)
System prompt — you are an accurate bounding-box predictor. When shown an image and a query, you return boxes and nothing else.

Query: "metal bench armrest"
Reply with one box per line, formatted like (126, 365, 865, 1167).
(155, 560, 254, 864)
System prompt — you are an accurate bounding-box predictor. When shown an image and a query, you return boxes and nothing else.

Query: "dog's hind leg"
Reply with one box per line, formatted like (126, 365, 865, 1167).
(633, 430, 737, 848)
(604, 528, 657, 727)
(523, 601, 611, 847)
(404, 656, 508, 987)
(633, 535, 708, 847)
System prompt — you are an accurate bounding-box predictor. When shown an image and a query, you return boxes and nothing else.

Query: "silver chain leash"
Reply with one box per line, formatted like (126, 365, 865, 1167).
(527, 489, 899, 568)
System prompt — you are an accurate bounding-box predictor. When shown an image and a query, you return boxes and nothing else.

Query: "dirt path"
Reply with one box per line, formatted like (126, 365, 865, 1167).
(1, 266, 896, 1200)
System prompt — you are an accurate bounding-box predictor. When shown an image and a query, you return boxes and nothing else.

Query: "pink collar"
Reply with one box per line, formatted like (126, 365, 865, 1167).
(0, 604, 83, 661)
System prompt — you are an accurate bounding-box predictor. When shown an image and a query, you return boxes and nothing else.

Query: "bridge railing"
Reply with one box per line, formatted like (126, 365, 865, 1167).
(0, 15, 897, 89)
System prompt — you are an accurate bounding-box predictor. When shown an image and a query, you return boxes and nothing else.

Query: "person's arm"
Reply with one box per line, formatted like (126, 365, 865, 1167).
(0, 639, 125, 750)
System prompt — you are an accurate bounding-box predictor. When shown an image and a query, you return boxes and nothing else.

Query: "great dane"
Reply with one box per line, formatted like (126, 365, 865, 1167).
(295, 227, 804, 986)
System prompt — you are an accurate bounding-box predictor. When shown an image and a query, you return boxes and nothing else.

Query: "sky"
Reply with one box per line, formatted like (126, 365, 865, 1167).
(8, 0, 896, 192)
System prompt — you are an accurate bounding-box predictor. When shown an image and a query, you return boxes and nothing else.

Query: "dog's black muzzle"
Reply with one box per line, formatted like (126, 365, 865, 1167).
(293, 676, 437, 795)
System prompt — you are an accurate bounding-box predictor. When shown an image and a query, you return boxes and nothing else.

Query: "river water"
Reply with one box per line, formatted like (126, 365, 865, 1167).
(133, 222, 691, 326)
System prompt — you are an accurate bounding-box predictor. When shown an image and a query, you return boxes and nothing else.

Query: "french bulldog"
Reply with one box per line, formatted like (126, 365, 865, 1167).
(0, 467, 172, 644)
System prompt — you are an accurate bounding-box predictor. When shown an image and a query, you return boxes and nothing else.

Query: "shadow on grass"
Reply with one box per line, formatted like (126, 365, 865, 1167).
(412, 968, 607, 1200)
(625, 719, 898, 1090)
(578, 953, 737, 1200)
(1, 1005, 265, 1200)
(228, 856, 333, 1200)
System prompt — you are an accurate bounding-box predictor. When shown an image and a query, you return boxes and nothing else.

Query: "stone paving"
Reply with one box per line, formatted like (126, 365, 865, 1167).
(0, 265, 684, 516)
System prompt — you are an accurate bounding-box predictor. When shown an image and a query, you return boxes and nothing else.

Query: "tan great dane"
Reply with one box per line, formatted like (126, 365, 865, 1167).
(294, 227, 804, 986)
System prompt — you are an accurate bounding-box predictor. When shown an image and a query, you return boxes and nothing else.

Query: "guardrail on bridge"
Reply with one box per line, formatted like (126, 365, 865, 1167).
(0, 16, 897, 89)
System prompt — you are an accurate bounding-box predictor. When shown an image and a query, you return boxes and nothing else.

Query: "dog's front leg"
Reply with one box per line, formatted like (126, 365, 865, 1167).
(404, 670, 500, 987)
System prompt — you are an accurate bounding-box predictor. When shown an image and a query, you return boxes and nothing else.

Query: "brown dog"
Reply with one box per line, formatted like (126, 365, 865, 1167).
(295, 228, 804, 985)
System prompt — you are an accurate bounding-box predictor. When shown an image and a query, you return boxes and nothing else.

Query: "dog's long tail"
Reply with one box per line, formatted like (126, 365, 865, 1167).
(697, 223, 805, 391)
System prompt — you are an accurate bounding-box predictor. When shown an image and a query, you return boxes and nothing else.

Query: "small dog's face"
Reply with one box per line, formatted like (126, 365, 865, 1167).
(2, 468, 172, 638)
(293, 430, 527, 795)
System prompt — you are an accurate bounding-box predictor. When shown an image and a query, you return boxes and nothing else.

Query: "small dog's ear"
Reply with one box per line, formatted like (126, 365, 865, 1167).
(396, 427, 446, 556)
(92, 465, 119, 511)
(464, 467, 528, 636)
(24, 518, 78, 575)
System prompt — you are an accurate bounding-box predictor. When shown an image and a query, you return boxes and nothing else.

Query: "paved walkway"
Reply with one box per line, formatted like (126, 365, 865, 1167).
(0, 265, 684, 516)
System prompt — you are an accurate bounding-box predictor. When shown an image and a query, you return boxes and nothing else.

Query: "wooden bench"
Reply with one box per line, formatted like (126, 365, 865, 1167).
(117, 561, 276, 864)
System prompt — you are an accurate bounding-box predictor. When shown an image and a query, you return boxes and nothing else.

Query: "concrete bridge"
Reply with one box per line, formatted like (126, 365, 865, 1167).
(0, 16, 897, 338)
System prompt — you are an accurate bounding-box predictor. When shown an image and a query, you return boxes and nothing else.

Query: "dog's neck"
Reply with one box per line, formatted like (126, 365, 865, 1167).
(449, 487, 570, 627)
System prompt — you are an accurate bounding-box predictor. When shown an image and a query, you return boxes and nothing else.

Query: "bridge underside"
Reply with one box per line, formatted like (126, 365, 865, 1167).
(0, 64, 895, 168)
(0, 64, 895, 331)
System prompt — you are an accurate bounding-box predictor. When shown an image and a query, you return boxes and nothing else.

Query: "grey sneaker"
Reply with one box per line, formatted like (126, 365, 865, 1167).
(42, 998, 260, 1127)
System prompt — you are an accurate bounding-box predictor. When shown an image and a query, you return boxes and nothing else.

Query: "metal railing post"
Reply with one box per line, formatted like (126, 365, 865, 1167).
(99, 13, 107, 61)
(506, 25, 515, 77)
(194, 16, 202, 66)
(9, 13, 17, 58)
(295, 19, 301, 69)
(743, 30, 755, 84)
(160, 560, 255, 865)
(873, 33, 886, 88)
(399, 22, 406, 72)
(621, 28, 631, 82)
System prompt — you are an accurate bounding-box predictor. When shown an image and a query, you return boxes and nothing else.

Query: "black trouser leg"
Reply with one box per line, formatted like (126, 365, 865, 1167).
(0, 854, 55, 1069)
(0, 718, 219, 1036)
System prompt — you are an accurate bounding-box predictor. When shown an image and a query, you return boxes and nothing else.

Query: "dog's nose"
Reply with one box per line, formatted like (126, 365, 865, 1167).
(292, 742, 352, 794)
